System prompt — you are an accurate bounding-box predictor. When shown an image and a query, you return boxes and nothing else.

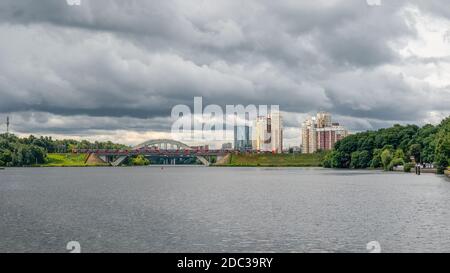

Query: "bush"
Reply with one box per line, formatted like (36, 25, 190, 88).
(435, 155, 448, 174)
(131, 155, 150, 166)
(388, 157, 404, 171)
(404, 163, 414, 173)
(322, 152, 332, 168)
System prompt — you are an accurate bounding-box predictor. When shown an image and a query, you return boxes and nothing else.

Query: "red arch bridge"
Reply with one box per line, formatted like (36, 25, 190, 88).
(72, 139, 236, 166)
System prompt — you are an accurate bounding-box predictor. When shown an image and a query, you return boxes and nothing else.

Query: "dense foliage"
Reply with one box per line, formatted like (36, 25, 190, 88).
(0, 134, 128, 167)
(323, 116, 450, 174)
(129, 155, 151, 166)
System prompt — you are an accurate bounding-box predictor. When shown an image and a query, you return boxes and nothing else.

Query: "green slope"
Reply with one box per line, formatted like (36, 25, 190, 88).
(43, 153, 107, 167)
(227, 153, 324, 167)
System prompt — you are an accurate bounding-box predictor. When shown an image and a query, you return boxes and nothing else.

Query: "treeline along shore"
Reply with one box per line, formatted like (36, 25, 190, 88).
(0, 135, 127, 167)
(0, 116, 449, 175)
(322, 116, 450, 174)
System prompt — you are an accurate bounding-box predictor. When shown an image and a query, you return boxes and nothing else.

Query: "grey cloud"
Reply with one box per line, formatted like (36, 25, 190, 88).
(8, 111, 172, 135)
(0, 0, 449, 140)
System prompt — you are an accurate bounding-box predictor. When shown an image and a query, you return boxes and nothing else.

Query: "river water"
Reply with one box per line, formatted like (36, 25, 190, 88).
(0, 167, 449, 253)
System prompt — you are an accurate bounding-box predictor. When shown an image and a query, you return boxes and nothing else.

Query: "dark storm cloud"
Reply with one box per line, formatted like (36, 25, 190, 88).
(0, 0, 449, 138)
(9, 111, 171, 134)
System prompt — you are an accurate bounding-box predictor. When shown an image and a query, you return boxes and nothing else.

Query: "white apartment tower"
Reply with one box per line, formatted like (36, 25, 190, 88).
(254, 113, 283, 153)
(301, 118, 317, 154)
(271, 112, 283, 153)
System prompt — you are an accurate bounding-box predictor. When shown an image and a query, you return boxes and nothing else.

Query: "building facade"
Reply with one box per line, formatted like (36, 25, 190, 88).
(234, 125, 252, 151)
(301, 112, 348, 154)
(271, 112, 283, 153)
(254, 113, 283, 153)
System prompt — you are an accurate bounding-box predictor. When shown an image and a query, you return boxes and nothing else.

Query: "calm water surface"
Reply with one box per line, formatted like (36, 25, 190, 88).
(1, 167, 449, 253)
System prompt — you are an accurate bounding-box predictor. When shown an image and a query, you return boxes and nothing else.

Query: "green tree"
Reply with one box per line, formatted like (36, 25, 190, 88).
(409, 144, 421, 163)
(434, 117, 450, 173)
(0, 150, 12, 166)
(394, 149, 406, 161)
(381, 149, 393, 171)
(350, 150, 370, 169)
(370, 149, 382, 168)
(435, 154, 448, 174)
(330, 151, 351, 168)
(358, 150, 371, 169)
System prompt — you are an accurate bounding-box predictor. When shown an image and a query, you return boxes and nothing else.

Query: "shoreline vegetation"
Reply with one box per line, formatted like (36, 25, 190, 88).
(34, 152, 325, 168)
(43, 153, 108, 167)
(322, 116, 450, 175)
(0, 153, 449, 178)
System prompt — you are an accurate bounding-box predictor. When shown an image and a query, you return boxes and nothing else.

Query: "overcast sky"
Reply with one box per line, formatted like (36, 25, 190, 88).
(0, 0, 449, 147)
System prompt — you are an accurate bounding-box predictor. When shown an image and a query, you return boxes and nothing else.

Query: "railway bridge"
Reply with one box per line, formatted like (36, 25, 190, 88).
(74, 139, 232, 166)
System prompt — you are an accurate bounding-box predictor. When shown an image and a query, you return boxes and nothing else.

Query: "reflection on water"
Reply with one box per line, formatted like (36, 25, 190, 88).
(0, 167, 449, 253)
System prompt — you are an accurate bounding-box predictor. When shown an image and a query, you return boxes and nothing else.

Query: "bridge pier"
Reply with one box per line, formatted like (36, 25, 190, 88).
(98, 155, 108, 163)
(111, 156, 128, 167)
(196, 156, 210, 166)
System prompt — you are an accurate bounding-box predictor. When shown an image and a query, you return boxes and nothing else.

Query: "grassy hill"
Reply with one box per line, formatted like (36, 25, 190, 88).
(226, 153, 324, 167)
(43, 153, 108, 167)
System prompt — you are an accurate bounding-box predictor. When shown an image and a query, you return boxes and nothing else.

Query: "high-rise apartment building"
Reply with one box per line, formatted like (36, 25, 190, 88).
(254, 113, 283, 153)
(271, 112, 283, 153)
(234, 125, 252, 151)
(301, 118, 317, 154)
(316, 112, 331, 128)
(301, 112, 348, 154)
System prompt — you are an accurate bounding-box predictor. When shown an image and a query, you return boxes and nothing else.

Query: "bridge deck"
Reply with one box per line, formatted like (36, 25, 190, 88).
(73, 149, 233, 156)
(73, 149, 271, 156)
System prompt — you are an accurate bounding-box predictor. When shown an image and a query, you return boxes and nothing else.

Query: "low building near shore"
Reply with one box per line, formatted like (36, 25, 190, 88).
(221, 143, 232, 150)
(393, 165, 404, 172)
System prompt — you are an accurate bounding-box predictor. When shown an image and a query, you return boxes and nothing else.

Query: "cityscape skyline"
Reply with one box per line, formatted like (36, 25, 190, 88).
(1, 109, 346, 152)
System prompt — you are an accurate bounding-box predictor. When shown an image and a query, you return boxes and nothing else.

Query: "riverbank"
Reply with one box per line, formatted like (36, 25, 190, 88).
(218, 153, 324, 167)
(39, 153, 109, 167)
(8, 152, 449, 174)
(41, 152, 324, 168)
